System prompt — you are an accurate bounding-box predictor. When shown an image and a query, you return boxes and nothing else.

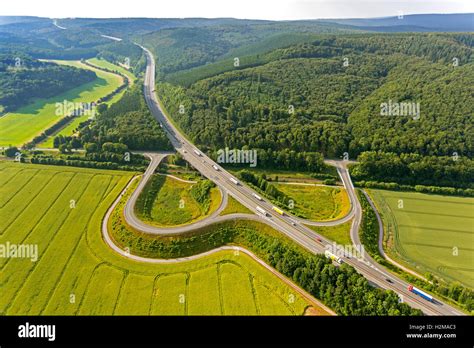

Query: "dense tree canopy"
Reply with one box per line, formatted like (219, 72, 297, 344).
(79, 85, 172, 151)
(351, 151, 474, 188)
(0, 55, 96, 112)
(157, 33, 473, 186)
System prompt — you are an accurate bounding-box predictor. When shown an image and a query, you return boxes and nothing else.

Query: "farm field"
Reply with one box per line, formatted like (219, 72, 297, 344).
(135, 174, 222, 226)
(38, 60, 125, 148)
(0, 60, 123, 148)
(87, 58, 136, 85)
(274, 183, 350, 221)
(368, 189, 474, 288)
(0, 162, 314, 315)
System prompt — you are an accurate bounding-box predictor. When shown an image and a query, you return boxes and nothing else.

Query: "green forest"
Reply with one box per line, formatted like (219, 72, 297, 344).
(78, 84, 172, 151)
(156, 33, 473, 186)
(0, 55, 96, 112)
(139, 22, 359, 79)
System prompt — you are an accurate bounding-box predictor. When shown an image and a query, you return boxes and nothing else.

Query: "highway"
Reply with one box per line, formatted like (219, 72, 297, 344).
(128, 44, 464, 315)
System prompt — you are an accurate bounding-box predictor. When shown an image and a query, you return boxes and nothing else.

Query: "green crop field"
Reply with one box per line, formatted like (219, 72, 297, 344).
(38, 60, 124, 148)
(87, 58, 136, 85)
(274, 183, 350, 221)
(0, 60, 123, 148)
(0, 162, 313, 315)
(135, 174, 222, 227)
(368, 189, 474, 288)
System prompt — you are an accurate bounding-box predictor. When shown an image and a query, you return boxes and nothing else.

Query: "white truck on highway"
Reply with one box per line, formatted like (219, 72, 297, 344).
(229, 178, 240, 185)
(256, 206, 269, 217)
(193, 149, 202, 156)
(253, 193, 262, 201)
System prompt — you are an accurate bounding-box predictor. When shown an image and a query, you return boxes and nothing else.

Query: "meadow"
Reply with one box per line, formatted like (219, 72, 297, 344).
(274, 183, 350, 221)
(87, 57, 136, 85)
(0, 60, 123, 148)
(0, 162, 314, 315)
(220, 195, 253, 216)
(135, 175, 221, 227)
(307, 222, 352, 247)
(368, 189, 474, 288)
(38, 60, 125, 148)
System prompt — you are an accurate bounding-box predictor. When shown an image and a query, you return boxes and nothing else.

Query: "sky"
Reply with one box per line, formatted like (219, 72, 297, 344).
(1, 0, 473, 20)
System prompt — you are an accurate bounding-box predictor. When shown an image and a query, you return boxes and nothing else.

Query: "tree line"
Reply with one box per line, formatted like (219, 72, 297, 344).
(79, 85, 172, 152)
(238, 170, 292, 207)
(0, 54, 96, 112)
(351, 151, 474, 189)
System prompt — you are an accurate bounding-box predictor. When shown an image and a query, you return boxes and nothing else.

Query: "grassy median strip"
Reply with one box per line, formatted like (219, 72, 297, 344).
(220, 195, 253, 216)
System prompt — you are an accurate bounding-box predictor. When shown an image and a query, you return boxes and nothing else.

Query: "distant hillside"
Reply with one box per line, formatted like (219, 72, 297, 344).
(139, 21, 362, 79)
(55, 17, 270, 37)
(165, 32, 473, 85)
(0, 16, 47, 26)
(322, 13, 474, 32)
(157, 33, 473, 163)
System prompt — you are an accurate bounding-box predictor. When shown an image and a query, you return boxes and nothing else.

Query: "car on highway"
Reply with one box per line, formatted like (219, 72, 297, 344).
(316, 237, 322, 242)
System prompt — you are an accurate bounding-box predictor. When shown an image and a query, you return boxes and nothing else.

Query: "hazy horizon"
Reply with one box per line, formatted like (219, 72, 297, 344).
(2, 12, 473, 21)
(1, 0, 473, 21)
